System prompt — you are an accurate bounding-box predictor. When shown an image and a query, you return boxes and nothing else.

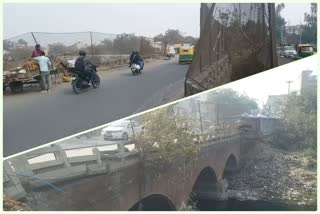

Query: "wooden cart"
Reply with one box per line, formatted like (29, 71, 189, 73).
(3, 59, 65, 93)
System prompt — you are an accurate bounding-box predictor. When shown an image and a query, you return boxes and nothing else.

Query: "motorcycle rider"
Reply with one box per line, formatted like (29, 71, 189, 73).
(129, 51, 144, 70)
(74, 50, 95, 83)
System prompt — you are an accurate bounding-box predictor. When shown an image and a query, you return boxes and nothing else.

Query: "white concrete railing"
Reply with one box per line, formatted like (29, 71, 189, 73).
(3, 141, 139, 200)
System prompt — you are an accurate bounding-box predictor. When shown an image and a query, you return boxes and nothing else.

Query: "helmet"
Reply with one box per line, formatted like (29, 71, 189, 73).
(79, 50, 86, 56)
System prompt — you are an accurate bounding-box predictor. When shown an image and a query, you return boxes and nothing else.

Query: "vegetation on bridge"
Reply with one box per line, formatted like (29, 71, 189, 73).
(135, 105, 200, 174)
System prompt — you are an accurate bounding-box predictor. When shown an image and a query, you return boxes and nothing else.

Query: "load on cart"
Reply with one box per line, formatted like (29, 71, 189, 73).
(3, 58, 72, 93)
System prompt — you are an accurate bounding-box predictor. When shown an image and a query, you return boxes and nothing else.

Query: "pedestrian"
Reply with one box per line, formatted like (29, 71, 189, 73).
(33, 51, 52, 92)
(31, 44, 43, 58)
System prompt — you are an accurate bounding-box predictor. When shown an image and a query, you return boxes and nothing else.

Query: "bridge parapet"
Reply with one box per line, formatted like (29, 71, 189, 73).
(3, 116, 280, 203)
(4, 142, 140, 199)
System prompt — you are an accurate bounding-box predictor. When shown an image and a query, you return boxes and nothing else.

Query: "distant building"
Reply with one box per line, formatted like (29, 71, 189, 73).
(301, 70, 317, 95)
(146, 38, 163, 50)
(286, 25, 302, 35)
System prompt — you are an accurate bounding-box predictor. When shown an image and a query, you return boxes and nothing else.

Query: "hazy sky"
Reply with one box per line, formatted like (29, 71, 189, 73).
(279, 3, 311, 26)
(3, 3, 311, 39)
(3, 3, 200, 39)
(219, 55, 317, 107)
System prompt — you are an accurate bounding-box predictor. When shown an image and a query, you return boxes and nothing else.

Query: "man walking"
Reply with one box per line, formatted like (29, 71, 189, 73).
(33, 51, 52, 92)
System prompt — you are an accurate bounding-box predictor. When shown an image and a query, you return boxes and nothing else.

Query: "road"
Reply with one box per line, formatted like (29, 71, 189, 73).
(4, 58, 189, 156)
(4, 55, 296, 157)
(278, 55, 295, 66)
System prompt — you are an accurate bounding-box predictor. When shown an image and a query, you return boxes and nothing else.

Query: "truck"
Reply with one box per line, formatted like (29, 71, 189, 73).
(166, 45, 176, 58)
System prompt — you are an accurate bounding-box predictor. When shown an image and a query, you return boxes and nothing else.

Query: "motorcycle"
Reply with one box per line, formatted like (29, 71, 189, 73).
(130, 63, 142, 76)
(71, 65, 100, 94)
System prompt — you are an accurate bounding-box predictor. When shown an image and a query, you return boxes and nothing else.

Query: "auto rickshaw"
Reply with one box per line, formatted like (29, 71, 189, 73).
(179, 46, 194, 64)
(296, 44, 314, 58)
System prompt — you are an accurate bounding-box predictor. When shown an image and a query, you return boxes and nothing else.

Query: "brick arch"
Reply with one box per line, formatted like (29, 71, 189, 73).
(222, 153, 239, 179)
(128, 194, 176, 211)
(186, 166, 219, 208)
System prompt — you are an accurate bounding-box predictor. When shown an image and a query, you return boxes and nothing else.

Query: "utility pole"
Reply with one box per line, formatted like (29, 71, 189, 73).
(31, 32, 38, 45)
(89, 31, 94, 55)
(299, 22, 302, 44)
(216, 103, 220, 126)
(129, 119, 135, 139)
(197, 100, 203, 134)
(280, 25, 284, 44)
(139, 37, 143, 53)
(286, 80, 293, 94)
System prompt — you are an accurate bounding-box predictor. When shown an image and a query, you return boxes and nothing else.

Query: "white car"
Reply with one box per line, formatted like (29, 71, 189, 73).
(281, 46, 297, 57)
(101, 120, 144, 141)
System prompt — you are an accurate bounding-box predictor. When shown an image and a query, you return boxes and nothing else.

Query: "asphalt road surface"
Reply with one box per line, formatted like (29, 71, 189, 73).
(3, 55, 297, 157)
(4, 58, 189, 156)
(278, 55, 295, 66)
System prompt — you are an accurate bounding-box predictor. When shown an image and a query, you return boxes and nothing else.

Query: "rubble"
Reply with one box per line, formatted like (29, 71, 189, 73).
(226, 143, 317, 206)
(3, 195, 31, 211)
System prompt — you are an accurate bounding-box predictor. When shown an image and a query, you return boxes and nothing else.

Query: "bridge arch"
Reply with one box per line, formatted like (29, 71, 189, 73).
(189, 166, 219, 206)
(222, 153, 239, 179)
(128, 194, 176, 211)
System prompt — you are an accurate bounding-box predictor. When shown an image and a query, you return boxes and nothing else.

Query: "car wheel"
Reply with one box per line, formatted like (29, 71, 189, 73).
(122, 132, 128, 141)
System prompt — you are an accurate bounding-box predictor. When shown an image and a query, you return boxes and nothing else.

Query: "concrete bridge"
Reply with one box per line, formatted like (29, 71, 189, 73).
(3, 116, 279, 211)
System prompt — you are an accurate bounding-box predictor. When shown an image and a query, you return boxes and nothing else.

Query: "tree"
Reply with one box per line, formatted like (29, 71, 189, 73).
(155, 29, 184, 45)
(100, 39, 113, 49)
(164, 29, 184, 44)
(271, 87, 317, 153)
(3, 40, 14, 50)
(135, 106, 199, 173)
(17, 39, 28, 47)
(154, 33, 165, 43)
(301, 3, 317, 44)
(154, 29, 198, 47)
(93, 39, 114, 55)
(205, 88, 259, 117)
(113, 34, 140, 54)
(275, 3, 286, 44)
(281, 89, 316, 148)
(183, 36, 198, 46)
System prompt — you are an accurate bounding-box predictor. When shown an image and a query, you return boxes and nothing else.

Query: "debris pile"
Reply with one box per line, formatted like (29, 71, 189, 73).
(3, 195, 31, 211)
(226, 143, 317, 206)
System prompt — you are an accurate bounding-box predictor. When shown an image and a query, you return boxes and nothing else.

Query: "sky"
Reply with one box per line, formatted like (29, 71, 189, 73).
(3, 3, 200, 39)
(280, 3, 311, 26)
(3, 3, 312, 39)
(216, 55, 317, 108)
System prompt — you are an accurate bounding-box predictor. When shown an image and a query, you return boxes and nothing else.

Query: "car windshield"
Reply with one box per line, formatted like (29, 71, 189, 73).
(284, 46, 294, 51)
(110, 121, 128, 127)
(302, 46, 313, 51)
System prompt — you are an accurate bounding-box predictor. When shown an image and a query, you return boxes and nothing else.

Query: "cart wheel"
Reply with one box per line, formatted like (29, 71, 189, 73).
(9, 82, 23, 93)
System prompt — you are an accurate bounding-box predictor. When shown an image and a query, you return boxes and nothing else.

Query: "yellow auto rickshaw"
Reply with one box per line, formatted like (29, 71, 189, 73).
(297, 44, 314, 58)
(179, 46, 194, 64)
